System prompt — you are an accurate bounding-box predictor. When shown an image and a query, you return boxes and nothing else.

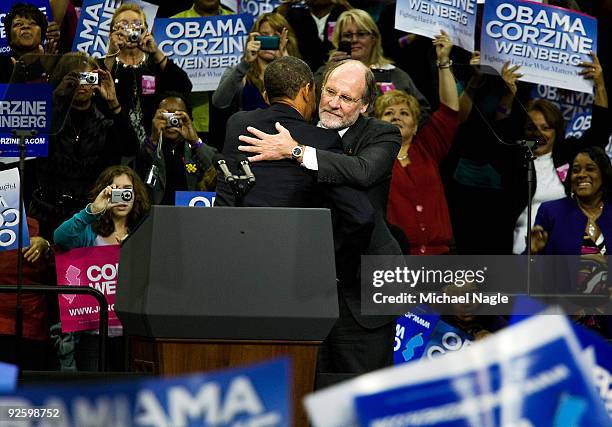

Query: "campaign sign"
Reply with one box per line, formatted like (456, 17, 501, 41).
(481, 0, 598, 93)
(0, 0, 52, 56)
(532, 84, 593, 138)
(0, 168, 29, 251)
(72, 0, 158, 58)
(239, 0, 282, 20)
(355, 337, 609, 426)
(175, 191, 216, 207)
(0, 83, 52, 157)
(154, 14, 253, 92)
(0, 358, 291, 426)
(56, 245, 122, 333)
(0, 362, 17, 393)
(395, 0, 477, 52)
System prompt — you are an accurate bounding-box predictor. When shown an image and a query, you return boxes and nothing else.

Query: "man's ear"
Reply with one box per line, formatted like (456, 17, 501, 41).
(360, 103, 369, 114)
(263, 90, 270, 105)
(301, 83, 312, 101)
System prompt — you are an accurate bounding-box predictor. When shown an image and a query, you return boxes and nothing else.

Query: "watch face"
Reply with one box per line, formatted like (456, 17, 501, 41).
(292, 146, 303, 158)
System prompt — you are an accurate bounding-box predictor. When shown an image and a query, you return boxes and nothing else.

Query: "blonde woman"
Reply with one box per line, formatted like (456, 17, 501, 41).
(212, 12, 300, 113)
(317, 9, 431, 123)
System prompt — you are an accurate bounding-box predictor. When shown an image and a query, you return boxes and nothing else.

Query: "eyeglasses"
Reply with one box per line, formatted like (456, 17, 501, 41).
(340, 31, 371, 41)
(322, 87, 361, 105)
(114, 19, 144, 29)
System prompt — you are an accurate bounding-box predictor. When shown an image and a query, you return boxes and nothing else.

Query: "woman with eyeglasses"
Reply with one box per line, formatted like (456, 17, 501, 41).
(374, 31, 458, 255)
(317, 9, 431, 124)
(99, 4, 192, 147)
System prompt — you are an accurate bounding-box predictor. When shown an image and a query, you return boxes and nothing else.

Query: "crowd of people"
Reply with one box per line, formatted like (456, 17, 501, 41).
(0, 0, 610, 379)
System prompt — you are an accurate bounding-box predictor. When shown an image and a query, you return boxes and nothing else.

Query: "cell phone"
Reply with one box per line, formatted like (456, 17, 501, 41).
(111, 188, 133, 203)
(255, 35, 280, 50)
(337, 41, 352, 55)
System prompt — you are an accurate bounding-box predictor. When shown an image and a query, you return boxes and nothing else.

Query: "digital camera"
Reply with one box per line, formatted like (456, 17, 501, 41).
(111, 188, 133, 203)
(78, 72, 98, 85)
(127, 29, 142, 42)
(162, 112, 181, 128)
(255, 35, 280, 50)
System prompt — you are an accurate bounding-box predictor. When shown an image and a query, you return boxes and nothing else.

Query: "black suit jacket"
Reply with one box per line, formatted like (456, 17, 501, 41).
(317, 115, 404, 328)
(216, 103, 375, 283)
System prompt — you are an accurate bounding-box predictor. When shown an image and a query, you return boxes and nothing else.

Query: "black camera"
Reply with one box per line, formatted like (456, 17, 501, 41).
(111, 188, 133, 203)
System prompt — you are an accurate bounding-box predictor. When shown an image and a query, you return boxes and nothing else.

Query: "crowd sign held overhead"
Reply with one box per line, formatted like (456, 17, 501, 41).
(72, 0, 158, 58)
(154, 14, 253, 92)
(0, 168, 29, 251)
(395, 0, 478, 51)
(0, 83, 52, 157)
(239, 0, 282, 20)
(532, 84, 594, 139)
(481, 0, 598, 93)
(0, 0, 52, 56)
(0, 358, 290, 427)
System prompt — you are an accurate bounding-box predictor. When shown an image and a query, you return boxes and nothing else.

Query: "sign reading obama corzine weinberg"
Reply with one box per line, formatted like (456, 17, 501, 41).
(153, 14, 253, 92)
(481, 0, 597, 93)
(0, 83, 51, 157)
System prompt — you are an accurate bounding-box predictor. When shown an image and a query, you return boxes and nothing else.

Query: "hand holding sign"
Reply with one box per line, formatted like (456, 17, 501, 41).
(501, 61, 523, 96)
(432, 30, 452, 64)
(578, 52, 603, 86)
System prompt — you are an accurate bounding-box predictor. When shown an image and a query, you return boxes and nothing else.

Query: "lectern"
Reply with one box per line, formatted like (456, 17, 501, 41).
(116, 206, 339, 426)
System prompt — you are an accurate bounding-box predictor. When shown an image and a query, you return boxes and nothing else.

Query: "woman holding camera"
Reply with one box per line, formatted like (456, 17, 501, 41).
(101, 3, 192, 146)
(212, 13, 299, 114)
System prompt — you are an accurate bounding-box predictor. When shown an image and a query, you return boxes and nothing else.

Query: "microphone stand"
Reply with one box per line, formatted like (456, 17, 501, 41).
(216, 159, 256, 207)
(11, 128, 37, 371)
(518, 140, 538, 296)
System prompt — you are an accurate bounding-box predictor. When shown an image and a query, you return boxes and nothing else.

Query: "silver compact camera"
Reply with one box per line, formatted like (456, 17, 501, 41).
(127, 29, 142, 42)
(162, 112, 181, 128)
(78, 72, 98, 85)
(111, 188, 133, 203)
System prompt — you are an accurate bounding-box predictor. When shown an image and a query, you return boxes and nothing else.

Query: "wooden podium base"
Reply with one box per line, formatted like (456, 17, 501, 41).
(130, 337, 320, 427)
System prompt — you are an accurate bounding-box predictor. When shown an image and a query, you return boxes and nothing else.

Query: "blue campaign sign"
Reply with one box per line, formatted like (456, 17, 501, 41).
(0, 168, 30, 251)
(72, 0, 158, 58)
(0, 0, 52, 56)
(0, 83, 52, 157)
(395, 0, 477, 52)
(239, 0, 282, 20)
(0, 362, 18, 393)
(481, 0, 598, 93)
(532, 84, 593, 138)
(154, 14, 253, 92)
(357, 337, 609, 426)
(175, 191, 216, 207)
(0, 358, 290, 426)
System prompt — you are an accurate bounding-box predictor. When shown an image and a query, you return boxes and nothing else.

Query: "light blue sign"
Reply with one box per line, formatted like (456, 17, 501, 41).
(175, 191, 216, 207)
(0, 362, 18, 393)
(0, 358, 290, 426)
(239, 0, 282, 20)
(0, 83, 52, 157)
(481, 0, 598, 93)
(72, 0, 158, 58)
(154, 14, 253, 92)
(0, 168, 30, 251)
(395, 0, 477, 51)
(0, 0, 52, 56)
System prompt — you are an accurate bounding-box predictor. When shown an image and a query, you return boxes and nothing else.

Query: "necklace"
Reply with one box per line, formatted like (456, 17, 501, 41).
(113, 230, 129, 243)
(577, 200, 604, 240)
(116, 52, 147, 68)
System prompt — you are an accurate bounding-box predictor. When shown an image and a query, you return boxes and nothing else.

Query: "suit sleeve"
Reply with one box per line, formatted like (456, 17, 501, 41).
(316, 122, 402, 188)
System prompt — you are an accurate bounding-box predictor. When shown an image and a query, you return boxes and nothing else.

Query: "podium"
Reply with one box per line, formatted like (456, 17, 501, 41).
(116, 206, 339, 426)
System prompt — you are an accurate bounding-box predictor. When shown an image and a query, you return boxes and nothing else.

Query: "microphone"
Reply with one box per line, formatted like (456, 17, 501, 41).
(213, 154, 235, 183)
(237, 155, 256, 185)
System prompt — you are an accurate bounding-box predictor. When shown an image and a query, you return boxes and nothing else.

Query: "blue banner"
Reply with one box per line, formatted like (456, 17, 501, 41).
(154, 14, 253, 92)
(0, 358, 290, 426)
(239, 0, 282, 20)
(0, 0, 52, 56)
(0, 362, 17, 393)
(481, 0, 598, 93)
(175, 191, 216, 207)
(0, 83, 51, 157)
(394, 0, 477, 51)
(532, 84, 593, 139)
(0, 168, 30, 251)
(72, 0, 158, 58)
(356, 337, 609, 426)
